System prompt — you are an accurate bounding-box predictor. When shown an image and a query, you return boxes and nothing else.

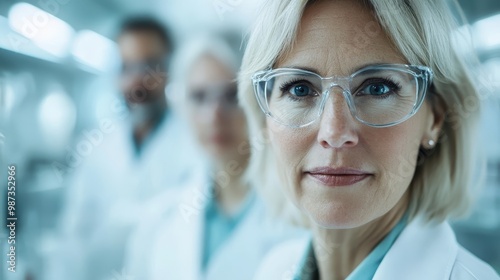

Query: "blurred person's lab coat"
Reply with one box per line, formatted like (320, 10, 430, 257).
(45, 109, 199, 280)
(124, 170, 306, 280)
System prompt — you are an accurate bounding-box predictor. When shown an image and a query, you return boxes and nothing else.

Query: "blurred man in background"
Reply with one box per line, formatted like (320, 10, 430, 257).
(45, 17, 197, 280)
(118, 18, 172, 152)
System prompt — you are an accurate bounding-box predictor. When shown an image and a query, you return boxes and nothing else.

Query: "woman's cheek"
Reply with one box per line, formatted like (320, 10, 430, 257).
(368, 125, 422, 191)
(268, 122, 316, 199)
(268, 123, 311, 167)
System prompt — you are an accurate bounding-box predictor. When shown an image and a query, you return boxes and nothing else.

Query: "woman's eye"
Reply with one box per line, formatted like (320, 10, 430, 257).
(190, 91, 206, 104)
(225, 89, 238, 104)
(361, 83, 392, 96)
(278, 79, 319, 100)
(290, 84, 311, 96)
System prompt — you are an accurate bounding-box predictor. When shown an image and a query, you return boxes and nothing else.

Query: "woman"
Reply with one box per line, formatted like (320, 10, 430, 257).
(124, 36, 302, 280)
(238, 0, 500, 279)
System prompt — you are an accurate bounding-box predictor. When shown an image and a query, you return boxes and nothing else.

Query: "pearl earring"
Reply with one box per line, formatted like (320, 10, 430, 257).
(428, 139, 435, 147)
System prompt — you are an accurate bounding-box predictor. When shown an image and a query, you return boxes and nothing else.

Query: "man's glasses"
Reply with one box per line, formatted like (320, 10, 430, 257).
(121, 57, 169, 76)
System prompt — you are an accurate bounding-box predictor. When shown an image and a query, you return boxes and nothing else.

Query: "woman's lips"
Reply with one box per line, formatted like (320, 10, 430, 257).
(305, 167, 372, 187)
(209, 134, 230, 146)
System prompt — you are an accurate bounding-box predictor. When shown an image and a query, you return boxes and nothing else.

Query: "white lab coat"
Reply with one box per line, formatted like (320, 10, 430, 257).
(253, 216, 500, 280)
(47, 112, 199, 280)
(125, 172, 306, 280)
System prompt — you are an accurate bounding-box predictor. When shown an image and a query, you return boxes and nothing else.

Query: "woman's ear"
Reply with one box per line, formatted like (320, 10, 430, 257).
(422, 93, 446, 149)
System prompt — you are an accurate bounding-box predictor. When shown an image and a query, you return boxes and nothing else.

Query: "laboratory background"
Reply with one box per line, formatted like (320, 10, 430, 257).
(0, 0, 499, 279)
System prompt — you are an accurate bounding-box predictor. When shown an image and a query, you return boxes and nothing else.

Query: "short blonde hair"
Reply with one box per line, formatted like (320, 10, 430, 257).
(168, 34, 240, 109)
(238, 0, 484, 225)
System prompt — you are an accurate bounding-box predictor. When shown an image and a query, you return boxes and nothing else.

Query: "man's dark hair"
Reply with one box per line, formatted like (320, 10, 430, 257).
(118, 16, 174, 53)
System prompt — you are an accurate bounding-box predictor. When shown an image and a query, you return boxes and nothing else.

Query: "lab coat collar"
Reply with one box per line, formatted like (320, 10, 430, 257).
(373, 216, 458, 280)
(150, 173, 208, 280)
(150, 173, 268, 280)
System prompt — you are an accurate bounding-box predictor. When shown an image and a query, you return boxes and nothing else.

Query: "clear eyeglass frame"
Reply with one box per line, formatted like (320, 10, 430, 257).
(251, 64, 433, 128)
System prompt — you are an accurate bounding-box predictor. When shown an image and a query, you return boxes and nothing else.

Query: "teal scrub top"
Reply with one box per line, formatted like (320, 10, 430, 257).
(295, 213, 408, 280)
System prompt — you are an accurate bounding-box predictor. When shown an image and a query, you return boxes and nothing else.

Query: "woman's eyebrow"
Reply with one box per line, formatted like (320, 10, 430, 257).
(280, 65, 321, 73)
(279, 63, 390, 75)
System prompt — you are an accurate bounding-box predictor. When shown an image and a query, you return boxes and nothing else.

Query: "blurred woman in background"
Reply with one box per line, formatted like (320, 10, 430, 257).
(125, 35, 302, 280)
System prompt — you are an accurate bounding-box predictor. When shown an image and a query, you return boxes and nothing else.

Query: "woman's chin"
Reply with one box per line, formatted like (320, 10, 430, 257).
(302, 202, 376, 230)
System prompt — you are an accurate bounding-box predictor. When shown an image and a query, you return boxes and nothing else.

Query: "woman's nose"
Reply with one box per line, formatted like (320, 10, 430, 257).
(205, 99, 226, 123)
(316, 89, 359, 149)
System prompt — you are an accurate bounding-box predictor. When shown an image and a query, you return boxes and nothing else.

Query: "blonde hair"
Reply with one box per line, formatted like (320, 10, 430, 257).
(168, 34, 239, 109)
(238, 0, 484, 225)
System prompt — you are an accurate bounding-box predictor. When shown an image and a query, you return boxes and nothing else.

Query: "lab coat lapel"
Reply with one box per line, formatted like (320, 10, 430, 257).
(373, 216, 458, 280)
(150, 174, 210, 280)
(138, 113, 195, 193)
(204, 197, 264, 280)
(135, 111, 200, 196)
